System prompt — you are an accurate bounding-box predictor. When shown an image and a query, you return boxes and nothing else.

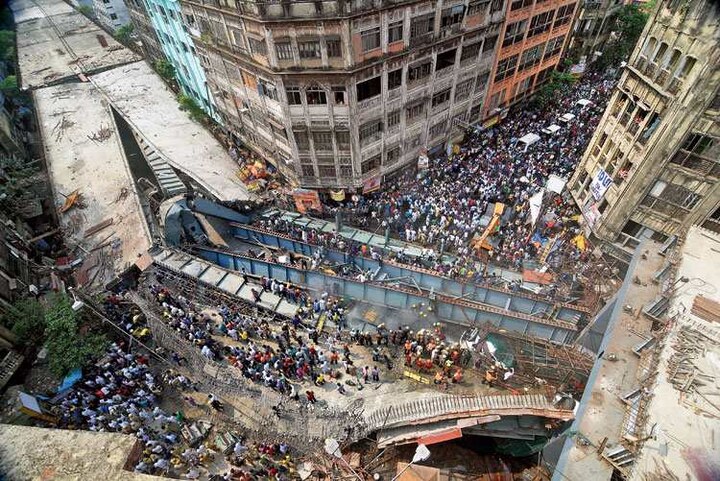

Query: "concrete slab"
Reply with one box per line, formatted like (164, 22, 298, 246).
(160, 252, 192, 271)
(237, 284, 258, 303)
(181, 260, 207, 278)
(218, 273, 245, 296)
(199, 265, 227, 287)
(276, 300, 299, 317)
(34, 83, 151, 280)
(258, 292, 281, 311)
(90, 62, 253, 202)
(11, 0, 140, 89)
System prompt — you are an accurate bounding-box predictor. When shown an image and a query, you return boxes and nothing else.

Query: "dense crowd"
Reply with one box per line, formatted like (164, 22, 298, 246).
(287, 73, 616, 273)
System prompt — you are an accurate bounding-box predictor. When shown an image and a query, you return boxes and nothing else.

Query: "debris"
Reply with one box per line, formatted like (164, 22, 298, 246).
(87, 124, 113, 143)
(52, 115, 75, 141)
(691, 295, 720, 324)
(83, 218, 114, 238)
(112, 187, 129, 204)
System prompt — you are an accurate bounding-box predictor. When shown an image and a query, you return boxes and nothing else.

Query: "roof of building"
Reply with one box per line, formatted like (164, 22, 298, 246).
(89, 61, 253, 202)
(0, 424, 173, 480)
(11, 0, 140, 90)
(629, 226, 720, 481)
(34, 82, 152, 282)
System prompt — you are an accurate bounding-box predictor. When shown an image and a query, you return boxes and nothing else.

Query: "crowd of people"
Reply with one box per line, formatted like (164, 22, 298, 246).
(277, 73, 616, 275)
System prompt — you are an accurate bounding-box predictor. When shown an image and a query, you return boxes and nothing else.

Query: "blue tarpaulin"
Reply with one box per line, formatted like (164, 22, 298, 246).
(57, 368, 82, 393)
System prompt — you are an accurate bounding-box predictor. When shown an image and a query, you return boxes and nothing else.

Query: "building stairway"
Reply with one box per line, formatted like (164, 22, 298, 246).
(132, 132, 187, 197)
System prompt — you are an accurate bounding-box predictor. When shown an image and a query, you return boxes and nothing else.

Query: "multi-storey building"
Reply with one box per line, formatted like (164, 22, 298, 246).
(484, 0, 577, 118)
(568, 0, 720, 245)
(137, 0, 216, 115)
(567, 0, 625, 62)
(179, 0, 505, 189)
(93, 0, 131, 31)
(125, 0, 165, 61)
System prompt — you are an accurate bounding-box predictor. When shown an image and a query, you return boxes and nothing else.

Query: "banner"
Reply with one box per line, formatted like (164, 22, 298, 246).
(329, 189, 345, 202)
(362, 175, 382, 194)
(417, 154, 429, 170)
(292, 189, 322, 214)
(590, 167, 613, 201)
(582, 202, 602, 230)
(529, 189, 544, 227)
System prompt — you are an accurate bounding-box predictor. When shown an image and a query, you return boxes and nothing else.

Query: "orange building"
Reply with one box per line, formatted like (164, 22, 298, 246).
(484, 0, 577, 119)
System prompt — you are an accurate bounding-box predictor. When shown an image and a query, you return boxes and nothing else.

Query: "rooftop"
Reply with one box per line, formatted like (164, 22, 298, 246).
(11, 0, 140, 90)
(34, 82, 152, 282)
(90, 61, 253, 202)
(0, 424, 173, 480)
(630, 226, 720, 480)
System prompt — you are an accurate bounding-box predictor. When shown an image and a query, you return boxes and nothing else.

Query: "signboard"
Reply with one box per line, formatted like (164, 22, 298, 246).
(329, 190, 345, 202)
(292, 189, 322, 214)
(362, 175, 382, 194)
(590, 167, 613, 201)
(417, 154, 429, 170)
(582, 202, 602, 231)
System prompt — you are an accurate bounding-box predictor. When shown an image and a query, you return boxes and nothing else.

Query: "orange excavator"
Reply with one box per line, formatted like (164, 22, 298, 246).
(471, 203, 505, 252)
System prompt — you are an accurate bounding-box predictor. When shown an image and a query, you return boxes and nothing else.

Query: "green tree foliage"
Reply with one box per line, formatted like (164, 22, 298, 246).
(77, 5, 93, 17)
(154, 59, 176, 82)
(0, 75, 19, 97)
(115, 24, 134, 45)
(531, 71, 577, 109)
(44, 294, 106, 377)
(597, 5, 649, 68)
(0, 30, 15, 63)
(178, 94, 208, 123)
(3, 298, 45, 347)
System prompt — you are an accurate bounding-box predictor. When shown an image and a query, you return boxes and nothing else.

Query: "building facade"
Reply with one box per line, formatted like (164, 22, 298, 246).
(483, 0, 577, 118)
(179, 0, 506, 189)
(138, 0, 216, 115)
(568, 0, 720, 244)
(125, 0, 166, 61)
(567, 0, 625, 62)
(93, 0, 131, 31)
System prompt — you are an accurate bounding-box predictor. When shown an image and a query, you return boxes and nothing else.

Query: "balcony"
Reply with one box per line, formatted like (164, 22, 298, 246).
(667, 77, 683, 95)
(656, 68, 671, 86)
(357, 95, 382, 112)
(409, 33, 434, 48)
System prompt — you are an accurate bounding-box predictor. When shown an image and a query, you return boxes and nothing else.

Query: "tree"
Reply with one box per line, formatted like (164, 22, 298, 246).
(44, 294, 106, 377)
(531, 71, 577, 109)
(596, 4, 649, 69)
(115, 24, 134, 45)
(0, 75, 19, 97)
(77, 5, 93, 17)
(2, 298, 45, 347)
(178, 94, 208, 123)
(154, 59, 176, 82)
(0, 30, 15, 63)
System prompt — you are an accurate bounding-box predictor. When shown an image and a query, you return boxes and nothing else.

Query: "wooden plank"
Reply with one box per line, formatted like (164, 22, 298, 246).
(83, 218, 114, 238)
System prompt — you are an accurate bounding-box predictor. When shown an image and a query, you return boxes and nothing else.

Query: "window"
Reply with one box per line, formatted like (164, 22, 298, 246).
(553, 3, 575, 28)
(339, 163, 353, 178)
(528, 11, 552, 37)
(336, 131, 351, 150)
(670, 133, 720, 176)
(432, 88, 452, 109)
(454, 79, 474, 101)
(318, 164, 336, 178)
(361, 154, 381, 174)
(408, 61, 432, 83)
(361, 27, 381, 52)
(519, 44, 543, 71)
(359, 120, 382, 145)
(229, 28, 245, 49)
(357, 76, 381, 101)
(653, 42, 668, 64)
(258, 79, 278, 101)
(406, 101, 426, 122)
(410, 14, 435, 39)
(286, 87, 302, 105)
(110, 13, 118, 20)
(441, 5, 465, 28)
(326, 38, 342, 57)
(467, 0, 490, 16)
(313, 132, 334, 150)
(470, 101, 483, 119)
(387, 110, 401, 128)
(294, 131, 310, 150)
(460, 42, 481, 63)
(406, 135, 421, 149)
(510, 0, 533, 10)
(543, 35, 564, 59)
(677, 57, 696, 78)
(503, 20, 526, 47)
(490, 0, 504, 13)
(333, 87, 346, 105)
(306, 87, 327, 104)
(483, 35, 497, 52)
(300, 163, 315, 177)
(299, 41, 321, 58)
(386, 146, 401, 165)
(494, 54, 518, 82)
(388, 69, 403, 89)
(436, 49, 457, 71)
(248, 37, 267, 56)
(429, 120, 446, 139)
(388, 21, 403, 43)
(476, 72, 489, 91)
(275, 41, 293, 60)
